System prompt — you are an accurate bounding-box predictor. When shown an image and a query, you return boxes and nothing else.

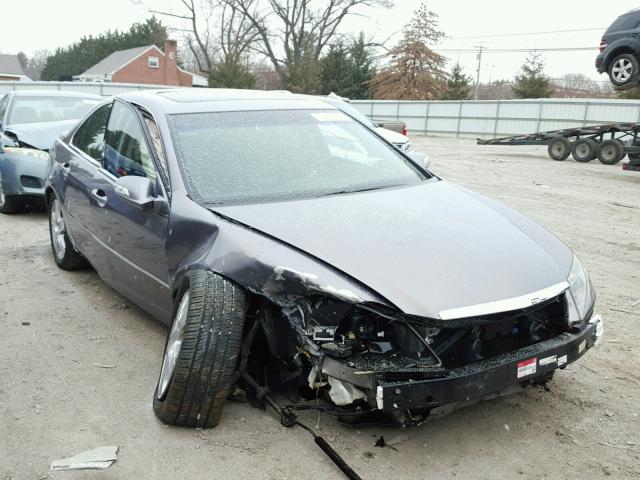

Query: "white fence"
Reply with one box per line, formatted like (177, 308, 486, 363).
(352, 99, 640, 138)
(4, 82, 639, 138)
(0, 80, 179, 97)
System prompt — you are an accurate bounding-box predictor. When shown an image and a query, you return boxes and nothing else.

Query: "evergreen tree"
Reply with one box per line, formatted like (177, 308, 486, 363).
(208, 62, 256, 89)
(369, 2, 447, 100)
(319, 33, 376, 99)
(512, 51, 552, 99)
(441, 62, 472, 100)
(41, 17, 167, 81)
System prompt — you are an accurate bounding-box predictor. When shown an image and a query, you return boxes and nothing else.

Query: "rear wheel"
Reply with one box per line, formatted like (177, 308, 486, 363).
(48, 197, 88, 270)
(597, 139, 625, 165)
(153, 270, 247, 428)
(608, 53, 639, 88)
(571, 138, 597, 162)
(547, 136, 571, 161)
(0, 174, 19, 214)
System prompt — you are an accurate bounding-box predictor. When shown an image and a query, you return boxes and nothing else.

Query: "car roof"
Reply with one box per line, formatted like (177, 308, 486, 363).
(9, 90, 102, 99)
(115, 88, 336, 115)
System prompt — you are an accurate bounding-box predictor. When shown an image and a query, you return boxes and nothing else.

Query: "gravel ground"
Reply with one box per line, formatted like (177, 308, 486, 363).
(1, 136, 639, 480)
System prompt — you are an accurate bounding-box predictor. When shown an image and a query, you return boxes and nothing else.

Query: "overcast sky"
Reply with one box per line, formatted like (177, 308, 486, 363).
(5, 0, 640, 83)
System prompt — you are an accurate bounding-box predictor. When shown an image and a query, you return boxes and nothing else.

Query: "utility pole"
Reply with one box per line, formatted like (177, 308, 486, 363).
(474, 44, 483, 100)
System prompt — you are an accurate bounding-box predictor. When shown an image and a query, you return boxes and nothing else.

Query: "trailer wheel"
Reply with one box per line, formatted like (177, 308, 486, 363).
(571, 138, 597, 162)
(548, 136, 571, 161)
(597, 139, 625, 165)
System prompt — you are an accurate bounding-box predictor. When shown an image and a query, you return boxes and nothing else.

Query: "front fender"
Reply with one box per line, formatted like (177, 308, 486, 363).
(0, 151, 49, 195)
(165, 195, 391, 308)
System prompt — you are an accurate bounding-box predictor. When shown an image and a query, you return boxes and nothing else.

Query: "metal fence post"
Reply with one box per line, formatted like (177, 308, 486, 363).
(424, 102, 430, 134)
(583, 102, 590, 127)
(456, 102, 462, 138)
(395, 101, 400, 122)
(494, 101, 501, 136)
(535, 100, 543, 132)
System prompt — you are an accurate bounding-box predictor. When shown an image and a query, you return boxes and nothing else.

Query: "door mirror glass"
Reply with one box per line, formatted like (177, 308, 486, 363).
(407, 151, 430, 170)
(114, 175, 156, 209)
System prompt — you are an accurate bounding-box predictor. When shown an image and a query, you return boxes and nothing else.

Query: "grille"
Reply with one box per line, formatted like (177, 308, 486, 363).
(20, 176, 42, 189)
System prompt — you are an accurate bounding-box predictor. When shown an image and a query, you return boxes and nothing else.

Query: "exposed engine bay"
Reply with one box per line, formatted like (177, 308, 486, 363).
(240, 290, 582, 426)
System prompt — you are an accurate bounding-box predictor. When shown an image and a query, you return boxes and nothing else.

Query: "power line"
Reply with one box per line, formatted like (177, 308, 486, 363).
(448, 27, 605, 40)
(437, 47, 599, 53)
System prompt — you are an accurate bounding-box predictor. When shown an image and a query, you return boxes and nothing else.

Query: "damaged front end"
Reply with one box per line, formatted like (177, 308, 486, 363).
(242, 277, 603, 427)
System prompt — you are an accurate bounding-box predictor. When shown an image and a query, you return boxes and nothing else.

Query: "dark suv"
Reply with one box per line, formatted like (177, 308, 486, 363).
(596, 8, 640, 89)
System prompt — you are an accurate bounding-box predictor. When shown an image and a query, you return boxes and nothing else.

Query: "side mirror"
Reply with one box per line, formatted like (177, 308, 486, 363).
(407, 151, 430, 170)
(114, 175, 157, 209)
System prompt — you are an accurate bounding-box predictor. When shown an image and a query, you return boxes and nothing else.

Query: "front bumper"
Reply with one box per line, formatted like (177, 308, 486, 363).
(379, 314, 603, 412)
(0, 152, 48, 197)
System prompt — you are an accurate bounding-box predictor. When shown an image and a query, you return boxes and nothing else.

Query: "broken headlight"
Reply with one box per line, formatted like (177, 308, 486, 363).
(567, 255, 595, 323)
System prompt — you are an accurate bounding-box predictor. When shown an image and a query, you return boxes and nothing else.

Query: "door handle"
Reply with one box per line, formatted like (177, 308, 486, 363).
(91, 188, 108, 208)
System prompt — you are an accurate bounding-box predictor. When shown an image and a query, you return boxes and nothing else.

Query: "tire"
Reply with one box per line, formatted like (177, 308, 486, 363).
(571, 138, 597, 162)
(597, 139, 625, 165)
(0, 173, 20, 214)
(153, 270, 247, 428)
(547, 136, 571, 161)
(48, 196, 88, 270)
(607, 53, 639, 88)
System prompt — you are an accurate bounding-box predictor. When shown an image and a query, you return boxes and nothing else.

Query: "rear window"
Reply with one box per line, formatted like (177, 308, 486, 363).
(606, 11, 640, 33)
(9, 96, 100, 125)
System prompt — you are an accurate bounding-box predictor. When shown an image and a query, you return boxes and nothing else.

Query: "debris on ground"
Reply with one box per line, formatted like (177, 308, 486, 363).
(49, 446, 119, 471)
(91, 363, 116, 369)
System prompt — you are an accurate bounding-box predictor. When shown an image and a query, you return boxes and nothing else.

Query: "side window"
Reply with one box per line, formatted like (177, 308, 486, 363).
(104, 102, 156, 183)
(72, 103, 112, 161)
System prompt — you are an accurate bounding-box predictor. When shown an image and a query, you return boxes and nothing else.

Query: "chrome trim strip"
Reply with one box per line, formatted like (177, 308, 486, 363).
(438, 281, 570, 320)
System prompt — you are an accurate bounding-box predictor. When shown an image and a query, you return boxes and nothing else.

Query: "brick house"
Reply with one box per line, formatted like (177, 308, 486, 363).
(0, 54, 31, 81)
(74, 40, 207, 87)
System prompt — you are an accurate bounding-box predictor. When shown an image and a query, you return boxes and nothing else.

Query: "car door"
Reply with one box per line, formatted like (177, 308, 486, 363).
(91, 100, 172, 321)
(62, 102, 113, 262)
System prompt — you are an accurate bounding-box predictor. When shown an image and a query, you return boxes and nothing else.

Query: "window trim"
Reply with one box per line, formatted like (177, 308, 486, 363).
(148, 56, 159, 69)
(69, 101, 114, 166)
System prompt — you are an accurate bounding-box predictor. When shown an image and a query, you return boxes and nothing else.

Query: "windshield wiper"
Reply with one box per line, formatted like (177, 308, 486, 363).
(319, 184, 403, 197)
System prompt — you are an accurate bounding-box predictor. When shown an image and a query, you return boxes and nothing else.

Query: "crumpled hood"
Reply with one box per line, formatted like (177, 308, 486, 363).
(214, 181, 573, 319)
(5, 119, 78, 150)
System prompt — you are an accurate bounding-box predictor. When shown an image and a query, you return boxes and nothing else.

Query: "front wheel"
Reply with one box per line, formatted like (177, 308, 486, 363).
(0, 173, 19, 214)
(153, 270, 247, 428)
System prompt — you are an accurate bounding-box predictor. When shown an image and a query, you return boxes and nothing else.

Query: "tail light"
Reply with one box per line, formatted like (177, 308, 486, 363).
(402, 126, 408, 136)
(599, 40, 608, 53)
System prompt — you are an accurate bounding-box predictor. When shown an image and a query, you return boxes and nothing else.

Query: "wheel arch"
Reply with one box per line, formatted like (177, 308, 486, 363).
(605, 45, 639, 71)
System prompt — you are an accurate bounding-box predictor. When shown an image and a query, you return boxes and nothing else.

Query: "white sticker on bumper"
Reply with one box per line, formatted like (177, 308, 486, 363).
(558, 355, 567, 367)
(517, 358, 537, 379)
(539, 355, 557, 367)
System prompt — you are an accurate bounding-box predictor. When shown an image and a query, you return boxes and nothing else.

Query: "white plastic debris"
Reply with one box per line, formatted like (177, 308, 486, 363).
(50, 446, 118, 471)
(327, 376, 366, 406)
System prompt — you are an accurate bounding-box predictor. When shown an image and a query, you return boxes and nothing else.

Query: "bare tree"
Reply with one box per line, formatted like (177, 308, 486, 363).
(152, 0, 259, 87)
(552, 73, 614, 98)
(220, 0, 393, 92)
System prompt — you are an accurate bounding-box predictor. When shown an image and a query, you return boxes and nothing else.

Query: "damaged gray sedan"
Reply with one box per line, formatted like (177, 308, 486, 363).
(45, 89, 603, 429)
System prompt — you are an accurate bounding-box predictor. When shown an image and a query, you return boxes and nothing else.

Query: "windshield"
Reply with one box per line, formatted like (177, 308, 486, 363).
(9, 96, 101, 125)
(170, 109, 428, 205)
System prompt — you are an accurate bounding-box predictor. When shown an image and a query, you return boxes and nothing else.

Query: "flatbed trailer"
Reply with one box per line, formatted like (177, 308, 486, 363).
(477, 123, 640, 167)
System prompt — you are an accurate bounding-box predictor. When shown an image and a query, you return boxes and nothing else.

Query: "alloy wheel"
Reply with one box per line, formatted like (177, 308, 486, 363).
(50, 199, 67, 260)
(612, 58, 633, 83)
(157, 291, 191, 400)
